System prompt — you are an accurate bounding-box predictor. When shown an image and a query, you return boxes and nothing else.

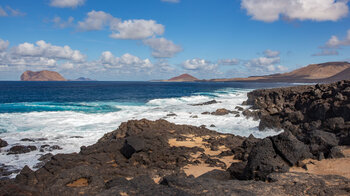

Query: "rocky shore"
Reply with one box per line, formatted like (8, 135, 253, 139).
(1, 80, 350, 195)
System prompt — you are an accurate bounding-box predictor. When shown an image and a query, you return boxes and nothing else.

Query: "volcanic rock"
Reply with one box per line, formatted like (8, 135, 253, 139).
(7, 145, 37, 155)
(0, 138, 8, 148)
(20, 70, 66, 81)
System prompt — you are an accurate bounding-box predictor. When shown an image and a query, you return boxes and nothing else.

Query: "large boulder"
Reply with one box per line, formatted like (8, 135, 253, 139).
(306, 130, 339, 158)
(270, 131, 312, 165)
(242, 138, 289, 181)
(120, 136, 145, 159)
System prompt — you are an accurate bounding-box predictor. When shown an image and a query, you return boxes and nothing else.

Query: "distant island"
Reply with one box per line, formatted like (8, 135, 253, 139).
(20, 70, 66, 81)
(20, 70, 96, 81)
(157, 73, 199, 82)
(70, 77, 96, 81)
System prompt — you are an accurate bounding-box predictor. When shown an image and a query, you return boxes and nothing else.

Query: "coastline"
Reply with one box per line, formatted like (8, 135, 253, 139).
(0, 80, 349, 195)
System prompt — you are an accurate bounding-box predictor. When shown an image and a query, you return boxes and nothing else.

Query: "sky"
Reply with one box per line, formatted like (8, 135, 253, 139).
(0, 0, 350, 81)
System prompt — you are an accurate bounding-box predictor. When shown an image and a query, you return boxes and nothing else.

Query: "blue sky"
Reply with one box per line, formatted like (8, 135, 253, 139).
(0, 0, 349, 80)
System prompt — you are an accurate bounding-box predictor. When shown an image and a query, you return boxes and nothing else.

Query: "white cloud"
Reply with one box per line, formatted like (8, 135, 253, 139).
(315, 29, 350, 56)
(78, 11, 164, 40)
(218, 58, 240, 65)
(78, 10, 115, 31)
(110, 19, 164, 40)
(182, 58, 217, 71)
(263, 49, 280, 57)
(50, 0, 86, 8)
(161, 0, 180, 3)
(100, 51, 153, 69)
(53, 16, 74, 28)
(0, 6, 25, 17)
(245, 49, 287, 73)
(143, 37, 182, 58)
(241, 0, 349, 22)
(12, 40, 85, 62)
(0, 39, 9, 51)
(326, 29, 350, 48)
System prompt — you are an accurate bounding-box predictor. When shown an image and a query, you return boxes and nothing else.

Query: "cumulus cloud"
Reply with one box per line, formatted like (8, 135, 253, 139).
(161, 0, 180, 3)
(0, 39, 9, 51)
(0, 6, 25, 17)
(326, 29, 350, 48)
(100, 51, 153, 69)
(143, 37, 182, 58)
(182, 58, 217, 71)
(245, 49, 287, 73)
(78, 11, 165, 40)
(217, 58, 240, 65)
(110, 19, 164, 40)
(50, 0, 86, 8)
(52, 16, 74, 28)
(241, 0, 349, 22)
(76, 11, 180, 58)
(12, 40, 85, 62)
(314, 29, 350, 56)
(78, 10, 115, 31)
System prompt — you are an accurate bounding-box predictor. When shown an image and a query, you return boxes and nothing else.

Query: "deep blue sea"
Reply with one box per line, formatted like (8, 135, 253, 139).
(0, 81, 295, 176)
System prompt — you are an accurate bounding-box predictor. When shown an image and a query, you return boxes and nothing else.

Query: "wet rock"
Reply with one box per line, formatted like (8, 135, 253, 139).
(235, 114, 240, 117)
(0, 138, 8, 148)
(34, 153, 54, 169)
(166, 113, 177, 117)
(190, 115, 198, 118)
(235, 106, 244, 111)
(40, 145, 62, 152)
(190, 99, 219, 106)
(210, 124, 216, 127)
(7, 145, 37, 155)
(211, 108, 231, 115)
(242, 109, 259, 121)
(20, 138, 35, 142)
(201, 111, 210, 115)
(70, 136, 83, 138)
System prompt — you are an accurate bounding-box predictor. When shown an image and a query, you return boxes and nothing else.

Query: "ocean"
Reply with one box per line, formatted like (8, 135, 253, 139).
(0, 81, 295, 177)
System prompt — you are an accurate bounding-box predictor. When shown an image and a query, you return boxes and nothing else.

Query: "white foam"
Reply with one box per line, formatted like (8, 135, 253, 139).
(0, 88, 281, 177)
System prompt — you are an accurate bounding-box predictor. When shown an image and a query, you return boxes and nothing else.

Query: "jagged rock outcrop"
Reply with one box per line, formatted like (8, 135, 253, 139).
(1, 80, 350, 195)
(20, 70, 66, 81)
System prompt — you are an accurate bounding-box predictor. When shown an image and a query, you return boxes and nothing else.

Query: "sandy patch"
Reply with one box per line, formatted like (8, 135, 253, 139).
(66, 178, 89, 187)
(183, 163, 223, 178)
(290, 147, 350, 179)
(168, 134, 240, 178)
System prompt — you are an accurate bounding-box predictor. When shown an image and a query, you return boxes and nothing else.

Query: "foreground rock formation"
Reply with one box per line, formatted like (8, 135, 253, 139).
(1, 80, 349, 195)
(20, 70, 66, 81)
